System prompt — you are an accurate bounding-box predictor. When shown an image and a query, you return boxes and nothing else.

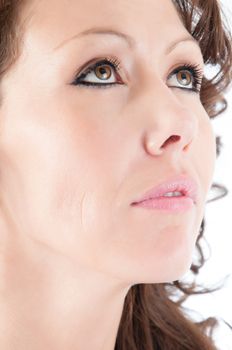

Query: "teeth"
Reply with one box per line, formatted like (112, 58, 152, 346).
(163, 191, 183, 197)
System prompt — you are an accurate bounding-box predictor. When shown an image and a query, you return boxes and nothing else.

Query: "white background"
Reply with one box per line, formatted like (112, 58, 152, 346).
(182, 1, 232, 349)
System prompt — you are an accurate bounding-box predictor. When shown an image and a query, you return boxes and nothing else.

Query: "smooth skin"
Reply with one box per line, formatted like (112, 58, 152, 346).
(0, 0, 216, 349)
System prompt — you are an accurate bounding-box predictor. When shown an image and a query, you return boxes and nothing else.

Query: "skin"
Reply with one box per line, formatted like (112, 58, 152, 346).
(0, 0, 216, 349)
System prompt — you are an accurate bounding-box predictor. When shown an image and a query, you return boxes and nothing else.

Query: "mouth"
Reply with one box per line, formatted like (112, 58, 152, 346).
(131, 174, 198, 213)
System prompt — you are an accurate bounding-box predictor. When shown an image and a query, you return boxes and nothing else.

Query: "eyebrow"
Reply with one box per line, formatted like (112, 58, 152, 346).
(53, 26, 201, 54)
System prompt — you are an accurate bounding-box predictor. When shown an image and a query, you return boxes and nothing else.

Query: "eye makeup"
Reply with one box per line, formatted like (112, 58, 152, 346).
(71, 55, 204, 93)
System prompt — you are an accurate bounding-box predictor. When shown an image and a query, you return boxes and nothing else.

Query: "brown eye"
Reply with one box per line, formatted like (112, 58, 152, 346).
(72, 57, 123, 88)
(176, 70, 192, 86)
(167, 63, 203, 93)
(95, 65, 112, 81)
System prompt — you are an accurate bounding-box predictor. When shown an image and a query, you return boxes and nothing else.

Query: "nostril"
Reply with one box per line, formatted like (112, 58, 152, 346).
(161, 135, 181, 148)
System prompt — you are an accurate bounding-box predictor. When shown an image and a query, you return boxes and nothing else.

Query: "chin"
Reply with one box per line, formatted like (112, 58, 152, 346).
(115, 253, 194, 286)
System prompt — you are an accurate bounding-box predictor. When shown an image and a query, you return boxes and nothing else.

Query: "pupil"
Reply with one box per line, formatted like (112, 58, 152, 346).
(100, 67, 106, 75)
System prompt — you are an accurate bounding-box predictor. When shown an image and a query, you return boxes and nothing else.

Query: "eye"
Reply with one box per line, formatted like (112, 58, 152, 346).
(167, 63, 203, 93)
(71, 57, 203, 93)
(71, 56, 124, 89)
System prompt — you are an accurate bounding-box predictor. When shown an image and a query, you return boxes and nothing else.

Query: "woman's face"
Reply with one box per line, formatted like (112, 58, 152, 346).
(0, 0, 216, 284)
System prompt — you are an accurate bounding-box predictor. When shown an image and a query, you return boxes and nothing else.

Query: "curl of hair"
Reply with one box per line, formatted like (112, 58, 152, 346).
(0, 0, 232, 349)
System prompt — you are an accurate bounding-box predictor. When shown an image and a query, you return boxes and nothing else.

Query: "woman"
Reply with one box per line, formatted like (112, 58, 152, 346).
(0, 0, 231, 349)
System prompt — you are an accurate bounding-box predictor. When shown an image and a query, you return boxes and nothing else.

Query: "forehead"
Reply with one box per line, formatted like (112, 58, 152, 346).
(23, 0, 187, 54)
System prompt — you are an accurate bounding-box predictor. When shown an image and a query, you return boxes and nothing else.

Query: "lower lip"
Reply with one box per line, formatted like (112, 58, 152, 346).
(131, 196, 194, 213)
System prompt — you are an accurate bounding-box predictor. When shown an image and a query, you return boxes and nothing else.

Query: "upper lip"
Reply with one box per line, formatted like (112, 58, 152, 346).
(131, 174, 198, 205)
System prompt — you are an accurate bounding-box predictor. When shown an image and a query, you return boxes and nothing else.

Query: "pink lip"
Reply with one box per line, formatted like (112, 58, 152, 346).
(131, 174, 198, 212)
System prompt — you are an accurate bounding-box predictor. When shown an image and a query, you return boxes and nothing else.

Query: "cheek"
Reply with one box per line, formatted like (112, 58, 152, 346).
(196, 112, 217, 196)
(0, 102, 118, 269)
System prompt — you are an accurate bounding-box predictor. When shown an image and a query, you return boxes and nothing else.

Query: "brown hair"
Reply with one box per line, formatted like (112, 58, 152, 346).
(0, 0, 232, 349)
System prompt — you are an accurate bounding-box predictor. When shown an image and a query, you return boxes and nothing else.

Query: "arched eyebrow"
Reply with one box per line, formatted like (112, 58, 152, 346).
(53, 26, 201, 54)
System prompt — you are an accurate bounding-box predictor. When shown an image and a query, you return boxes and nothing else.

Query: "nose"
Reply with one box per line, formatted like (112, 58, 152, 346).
(142, 89, 198, 158)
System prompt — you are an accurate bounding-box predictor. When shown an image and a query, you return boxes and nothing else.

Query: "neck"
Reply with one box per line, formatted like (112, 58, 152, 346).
(1, 235, 131, 350)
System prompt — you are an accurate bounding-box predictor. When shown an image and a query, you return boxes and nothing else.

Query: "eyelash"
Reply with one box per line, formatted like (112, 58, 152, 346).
(71, 56, 203, 93)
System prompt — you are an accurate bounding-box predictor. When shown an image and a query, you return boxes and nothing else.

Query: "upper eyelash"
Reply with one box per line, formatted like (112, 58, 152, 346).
(72, 56, 204, 92)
